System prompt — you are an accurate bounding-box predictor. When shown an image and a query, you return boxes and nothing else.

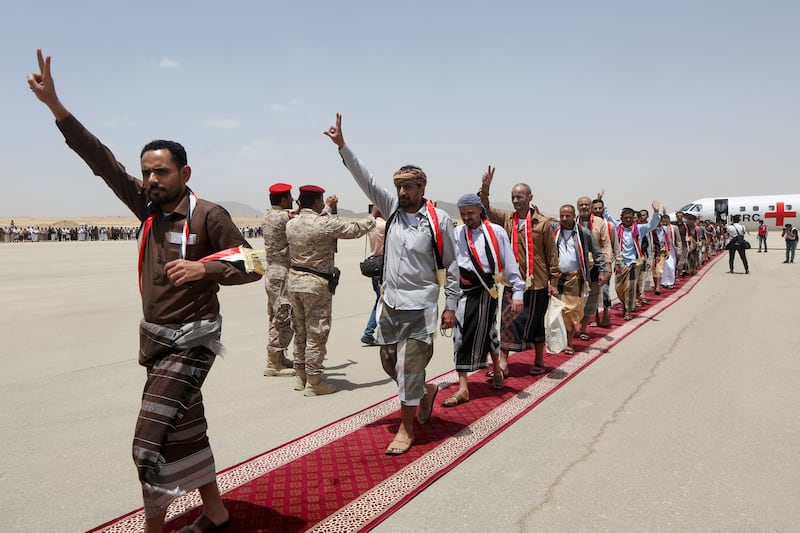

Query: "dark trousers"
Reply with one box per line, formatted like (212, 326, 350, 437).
(728, 247, 749, 272)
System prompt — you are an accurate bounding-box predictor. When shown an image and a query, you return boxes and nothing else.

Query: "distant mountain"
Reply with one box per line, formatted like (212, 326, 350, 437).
(218, 201, 262, 218)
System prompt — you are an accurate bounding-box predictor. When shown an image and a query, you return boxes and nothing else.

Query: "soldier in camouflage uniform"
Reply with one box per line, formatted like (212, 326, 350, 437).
(261, 182, 297, 377)
(286, 185, 375, 396)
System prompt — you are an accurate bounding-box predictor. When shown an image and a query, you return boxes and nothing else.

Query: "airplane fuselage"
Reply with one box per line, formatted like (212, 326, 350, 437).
(670, 195, 800, 232)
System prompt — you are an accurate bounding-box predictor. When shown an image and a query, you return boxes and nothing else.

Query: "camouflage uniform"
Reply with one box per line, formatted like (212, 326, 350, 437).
(286, 209, 374, 394)
(261, 206, 295, 376)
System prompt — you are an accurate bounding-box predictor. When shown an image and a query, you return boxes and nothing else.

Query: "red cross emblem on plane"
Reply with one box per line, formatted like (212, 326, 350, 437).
(765, 201, 797, 226)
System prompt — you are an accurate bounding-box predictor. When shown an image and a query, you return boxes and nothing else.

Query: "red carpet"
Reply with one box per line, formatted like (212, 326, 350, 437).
(89, 254, 722, 533)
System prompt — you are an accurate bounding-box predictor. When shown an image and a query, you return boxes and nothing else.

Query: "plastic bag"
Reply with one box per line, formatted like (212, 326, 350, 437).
(544, 296, 568, 354)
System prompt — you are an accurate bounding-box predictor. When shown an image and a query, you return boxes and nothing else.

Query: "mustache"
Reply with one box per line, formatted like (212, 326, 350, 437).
(146, 185, 168, 193)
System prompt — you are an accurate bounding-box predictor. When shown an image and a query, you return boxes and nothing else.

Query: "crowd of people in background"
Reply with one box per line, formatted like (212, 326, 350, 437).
(0, 221, 261, 243)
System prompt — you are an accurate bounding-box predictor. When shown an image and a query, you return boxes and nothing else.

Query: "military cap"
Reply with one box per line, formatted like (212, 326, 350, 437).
(299, 185, 325, 194)
(268, 182, 292, 194)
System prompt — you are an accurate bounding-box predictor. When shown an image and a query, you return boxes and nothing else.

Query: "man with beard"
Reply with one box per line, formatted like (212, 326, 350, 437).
(674, 211, 691, 276)
(446, 193, 525, 401)
(591, 197, 618, 328)
(636, 208, 655, 306)
(28, 49, 261, 532)
(552, 204, 606, 354)
(324, 113, 460, 456)
(479, 167, 560, 376)
(600, 198, 662, 321)
(575, 196, 612, 340)
(653, 210, 681, 291)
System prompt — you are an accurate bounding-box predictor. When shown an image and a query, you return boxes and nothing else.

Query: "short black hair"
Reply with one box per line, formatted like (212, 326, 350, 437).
(591, 198, 604, 206)
(140, 140, 188, 168)
(621, 207, 636, 217)
(298, 192, 323, 208)
(269, 191, 291, 206)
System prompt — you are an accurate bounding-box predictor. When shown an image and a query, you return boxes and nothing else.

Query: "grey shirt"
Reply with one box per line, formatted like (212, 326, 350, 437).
(338, 145, 461, 311)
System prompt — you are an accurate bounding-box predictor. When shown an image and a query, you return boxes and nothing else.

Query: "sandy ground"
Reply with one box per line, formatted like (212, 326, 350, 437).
(0, 234, 797, 532)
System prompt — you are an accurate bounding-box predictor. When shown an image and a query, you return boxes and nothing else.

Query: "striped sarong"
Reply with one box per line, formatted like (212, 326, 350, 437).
(454, 285, 499, 372)
(135, 317, 224, 518)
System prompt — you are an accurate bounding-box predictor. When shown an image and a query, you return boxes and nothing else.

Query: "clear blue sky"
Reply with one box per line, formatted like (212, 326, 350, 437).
(2, 1, 798, 218)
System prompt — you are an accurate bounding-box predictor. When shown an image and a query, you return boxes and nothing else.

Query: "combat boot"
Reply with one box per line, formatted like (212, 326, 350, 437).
(304, 374, 337, 396)
(263, 351, 296, 377)
(294, 366, 307, 391)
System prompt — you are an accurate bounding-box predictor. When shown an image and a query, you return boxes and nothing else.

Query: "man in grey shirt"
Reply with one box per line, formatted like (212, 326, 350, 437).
(324, 113, 461, 456)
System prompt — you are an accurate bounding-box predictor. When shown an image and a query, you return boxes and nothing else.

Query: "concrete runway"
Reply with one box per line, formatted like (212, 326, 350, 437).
(1, 235, 797, 532)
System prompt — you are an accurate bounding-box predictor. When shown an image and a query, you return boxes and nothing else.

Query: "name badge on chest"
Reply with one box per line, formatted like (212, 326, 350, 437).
(168, 232, 197, 245)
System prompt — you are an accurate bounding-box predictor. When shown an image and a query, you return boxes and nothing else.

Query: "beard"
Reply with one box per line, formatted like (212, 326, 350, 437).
(147, 186, 179, 208)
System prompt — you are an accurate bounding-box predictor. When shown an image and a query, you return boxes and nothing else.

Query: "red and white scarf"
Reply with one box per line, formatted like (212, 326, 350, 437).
(554, 226, 587, 280)
(512, 210, 535, 288)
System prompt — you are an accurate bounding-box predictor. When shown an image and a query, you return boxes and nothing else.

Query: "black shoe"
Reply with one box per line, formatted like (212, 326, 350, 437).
(361, 335, 377, 346)
(783, 261, 789, 263)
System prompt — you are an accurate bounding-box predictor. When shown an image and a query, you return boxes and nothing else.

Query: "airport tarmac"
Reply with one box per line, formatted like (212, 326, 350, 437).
(1, 235, 797, 532)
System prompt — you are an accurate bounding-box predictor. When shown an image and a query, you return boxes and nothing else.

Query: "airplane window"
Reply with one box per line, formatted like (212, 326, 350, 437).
(788, 204, 793, 210)
(678, 203, 695, 212)
(739, 206, 745, 212)
(769, 205, 775, 210)
(692, 205, 701, 212)
(753, 206, 759, 211)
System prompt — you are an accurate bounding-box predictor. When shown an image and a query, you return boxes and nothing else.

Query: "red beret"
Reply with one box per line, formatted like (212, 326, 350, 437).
(268, 182, 292, 194)
(299, 185, 325, 194)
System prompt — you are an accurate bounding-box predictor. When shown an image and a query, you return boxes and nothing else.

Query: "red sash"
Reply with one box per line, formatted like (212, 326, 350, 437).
(467, 220, 503, 274)
(512, 210, 535, 287)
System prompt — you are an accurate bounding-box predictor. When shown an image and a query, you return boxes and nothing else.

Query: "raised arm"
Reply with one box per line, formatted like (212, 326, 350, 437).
(27, 49, 69, 121)
(323, 112, 346, 148)
(324, 113, 397, 218)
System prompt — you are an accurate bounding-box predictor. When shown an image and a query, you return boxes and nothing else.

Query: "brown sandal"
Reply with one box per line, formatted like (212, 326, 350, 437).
(385, 435, 415, 456)
(442, 391, 469, 407)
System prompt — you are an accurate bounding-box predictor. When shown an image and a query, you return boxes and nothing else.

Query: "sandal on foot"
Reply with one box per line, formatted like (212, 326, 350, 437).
(564, 347, 575, 355)
(491, 370, 505, 390)
(385, 435, 414, 456)
(416, 384, 438, 424)
(528, 364, 547, 375)
(623, 313, 633, 321)
(442, 391, 469, 407)
(178, 515, 231, 533)
(577, 333, 590, 341)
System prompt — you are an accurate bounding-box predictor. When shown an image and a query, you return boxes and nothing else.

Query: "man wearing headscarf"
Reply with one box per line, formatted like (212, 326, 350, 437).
(324, 114, 460, 456)
(444, 194, 525, 403)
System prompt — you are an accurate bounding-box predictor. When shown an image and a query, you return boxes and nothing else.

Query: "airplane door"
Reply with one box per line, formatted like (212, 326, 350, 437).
(714, 198, 729, 224)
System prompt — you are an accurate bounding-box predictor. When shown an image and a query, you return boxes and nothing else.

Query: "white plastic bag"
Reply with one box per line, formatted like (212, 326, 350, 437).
(544, 296, 568, 354)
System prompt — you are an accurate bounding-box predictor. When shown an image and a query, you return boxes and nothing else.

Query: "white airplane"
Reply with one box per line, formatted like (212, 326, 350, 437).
(668, 194, 800, 232)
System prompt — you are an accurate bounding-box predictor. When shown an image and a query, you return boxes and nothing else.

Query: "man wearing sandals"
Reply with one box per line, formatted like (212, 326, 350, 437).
(324, 114, 460, 456)
(552, 204, 606, 354)
(602, 202, 662, 321)
(576, 196, 613, 341)
(28, 49, 260, 532)
(444, 191, 525, 405)
(479, 170, 560, 377)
